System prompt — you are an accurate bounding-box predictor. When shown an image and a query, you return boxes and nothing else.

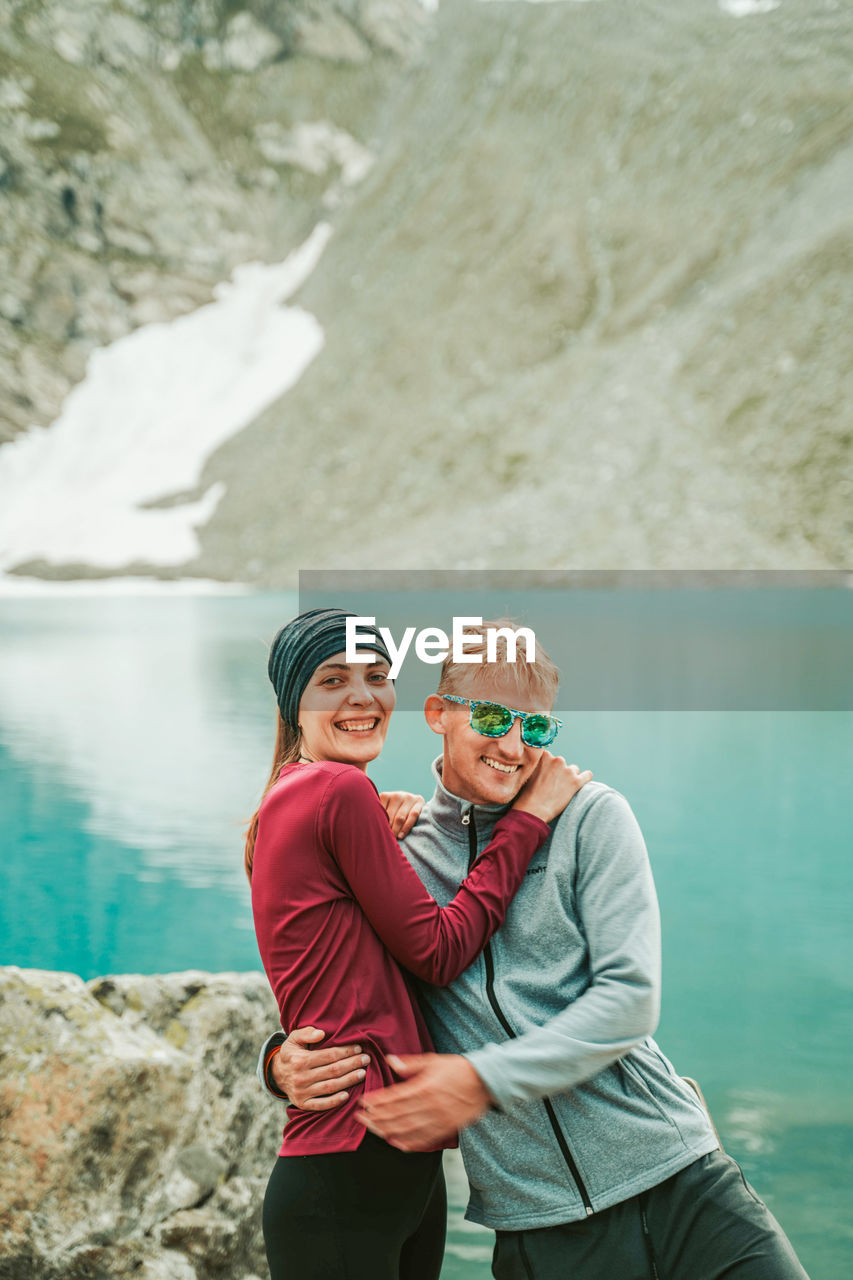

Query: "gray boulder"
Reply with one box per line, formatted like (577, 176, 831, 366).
(0, 966, 284, 1279)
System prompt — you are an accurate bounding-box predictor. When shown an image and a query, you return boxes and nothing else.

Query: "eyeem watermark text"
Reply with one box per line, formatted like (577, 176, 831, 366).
(346, 616, 536, 680)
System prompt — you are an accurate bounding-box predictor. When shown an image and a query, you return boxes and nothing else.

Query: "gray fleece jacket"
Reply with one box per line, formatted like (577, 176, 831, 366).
(403, 761, 718, 1230)
(259, 760, 719, 1231)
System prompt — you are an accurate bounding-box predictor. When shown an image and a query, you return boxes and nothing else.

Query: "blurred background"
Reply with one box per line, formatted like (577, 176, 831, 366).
(1, 0, 851, 1276)
(1, 0, 851, 578)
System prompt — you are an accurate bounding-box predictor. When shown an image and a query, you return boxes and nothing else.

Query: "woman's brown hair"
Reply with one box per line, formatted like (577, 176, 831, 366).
(244, 714, 302, 882)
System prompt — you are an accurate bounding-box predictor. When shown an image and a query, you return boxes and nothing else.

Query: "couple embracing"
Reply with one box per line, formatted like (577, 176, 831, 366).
(246, 608, 807, 1280)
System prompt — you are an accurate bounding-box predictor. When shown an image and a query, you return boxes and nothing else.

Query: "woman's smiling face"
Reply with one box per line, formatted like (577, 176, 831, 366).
(297, 651, 395, 769)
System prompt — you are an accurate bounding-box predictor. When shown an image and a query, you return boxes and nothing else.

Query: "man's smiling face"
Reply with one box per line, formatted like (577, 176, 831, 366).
(425, 672, 557, 807)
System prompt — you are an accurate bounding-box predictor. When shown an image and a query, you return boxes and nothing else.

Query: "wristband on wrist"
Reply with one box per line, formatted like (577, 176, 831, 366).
(264, 1044, 287, 1098)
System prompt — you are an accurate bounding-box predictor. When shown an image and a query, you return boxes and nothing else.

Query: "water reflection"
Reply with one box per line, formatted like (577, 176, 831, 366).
(0, 593, 291, 892)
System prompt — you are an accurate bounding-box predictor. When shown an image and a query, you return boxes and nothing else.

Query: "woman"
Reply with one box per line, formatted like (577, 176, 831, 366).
(246, 608, 589, 1280)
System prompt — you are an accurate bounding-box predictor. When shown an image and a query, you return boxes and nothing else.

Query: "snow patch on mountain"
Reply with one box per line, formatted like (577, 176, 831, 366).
(0, 224, 332, 574)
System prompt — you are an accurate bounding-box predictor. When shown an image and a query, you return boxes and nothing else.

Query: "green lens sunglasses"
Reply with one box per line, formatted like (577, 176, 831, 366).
(441, 695, 562, 748)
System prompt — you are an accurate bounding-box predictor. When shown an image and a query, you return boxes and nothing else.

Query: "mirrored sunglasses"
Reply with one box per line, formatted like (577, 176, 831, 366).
(441, 695, 561, 748)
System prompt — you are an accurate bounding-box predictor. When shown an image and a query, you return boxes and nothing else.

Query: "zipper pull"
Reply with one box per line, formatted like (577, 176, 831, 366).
(461, 813, 470, 826)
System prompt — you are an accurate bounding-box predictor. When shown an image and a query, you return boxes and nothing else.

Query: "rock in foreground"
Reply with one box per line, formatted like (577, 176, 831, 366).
(0, 966, 283, 1279)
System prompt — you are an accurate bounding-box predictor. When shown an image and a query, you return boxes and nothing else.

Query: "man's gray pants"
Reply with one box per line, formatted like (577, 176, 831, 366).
(491, 1150, 809, 1280)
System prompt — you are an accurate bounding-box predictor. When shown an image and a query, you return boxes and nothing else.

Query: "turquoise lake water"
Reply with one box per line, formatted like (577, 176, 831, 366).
(0, 592, 850, 1277)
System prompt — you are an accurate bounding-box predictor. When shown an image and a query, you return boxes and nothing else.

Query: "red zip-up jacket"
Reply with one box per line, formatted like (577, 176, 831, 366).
(251, 760, 549, 1155)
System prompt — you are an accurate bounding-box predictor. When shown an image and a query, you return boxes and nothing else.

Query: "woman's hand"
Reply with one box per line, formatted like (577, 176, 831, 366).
(511, 754, 593, 824)
(271, 1026, 371, 1110)
(378, 791, 425, 839)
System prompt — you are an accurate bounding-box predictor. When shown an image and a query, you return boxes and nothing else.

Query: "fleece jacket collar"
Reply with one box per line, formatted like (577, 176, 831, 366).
(425, 756, 512, 839)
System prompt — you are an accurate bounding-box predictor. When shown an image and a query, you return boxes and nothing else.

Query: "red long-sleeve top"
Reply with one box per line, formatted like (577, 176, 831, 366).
(251, 760, 549, 1155)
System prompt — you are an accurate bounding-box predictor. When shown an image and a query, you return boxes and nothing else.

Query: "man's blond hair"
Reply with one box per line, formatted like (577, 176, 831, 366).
(436, 618, 559, 709)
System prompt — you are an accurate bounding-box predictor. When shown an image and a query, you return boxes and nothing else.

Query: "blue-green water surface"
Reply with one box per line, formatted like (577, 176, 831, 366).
(1, 594, 850, 1278)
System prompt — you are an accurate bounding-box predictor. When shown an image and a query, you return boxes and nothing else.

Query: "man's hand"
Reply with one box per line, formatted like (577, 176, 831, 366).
(271, 1026, 371, 1110)
(378, 791, 425, 839)
(355, 1053, 492, 1151)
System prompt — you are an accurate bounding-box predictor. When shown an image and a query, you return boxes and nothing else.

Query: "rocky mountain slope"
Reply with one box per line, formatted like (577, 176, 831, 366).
(0, 0, 426, 441)
(2, 0, 851, 579)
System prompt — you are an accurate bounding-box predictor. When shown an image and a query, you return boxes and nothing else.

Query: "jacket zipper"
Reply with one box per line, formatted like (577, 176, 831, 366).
(464, 809, 594, 1216)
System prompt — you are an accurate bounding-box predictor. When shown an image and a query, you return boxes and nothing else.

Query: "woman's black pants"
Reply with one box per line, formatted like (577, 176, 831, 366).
(263, 1131, 447, 1280)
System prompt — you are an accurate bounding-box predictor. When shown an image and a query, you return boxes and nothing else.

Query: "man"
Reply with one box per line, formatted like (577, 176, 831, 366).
(258, 623, 807, 1279)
